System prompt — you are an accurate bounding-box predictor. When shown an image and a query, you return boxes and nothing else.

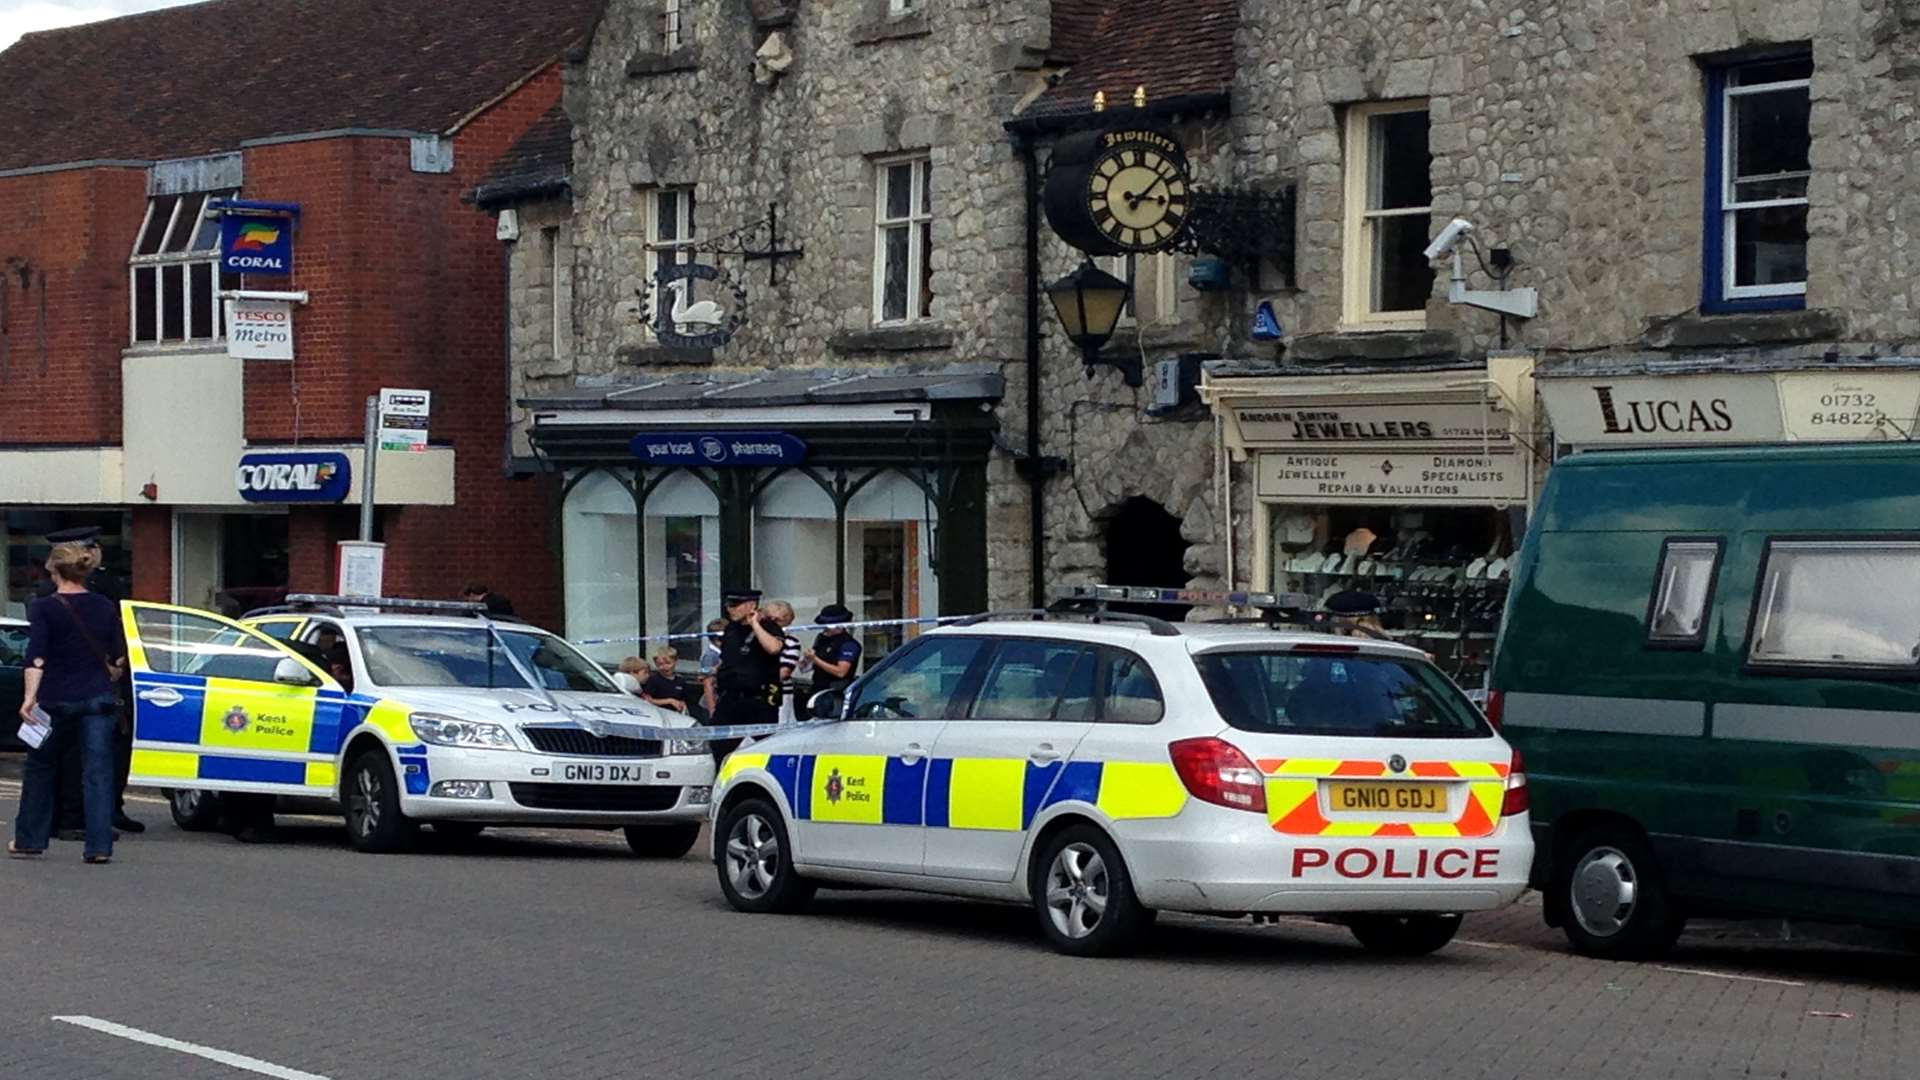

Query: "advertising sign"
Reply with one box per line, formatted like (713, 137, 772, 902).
(1232, 400, 1512, 447)
(1542, 371, 1920, 446)
(1256, 450, 1529, 505)
(629, 431, 808, 467)
(220, 215, 295, 275)
(224, 298, 294, 360)
(237, 451, 351, 503)
(378, 389, 431, 452)
(336, 541, 386, 600)
(1777, 372, 1920, 442)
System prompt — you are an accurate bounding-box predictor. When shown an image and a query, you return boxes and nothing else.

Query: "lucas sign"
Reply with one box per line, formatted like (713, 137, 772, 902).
(237, 452, 351, 503)
(225, 299, 294, 360)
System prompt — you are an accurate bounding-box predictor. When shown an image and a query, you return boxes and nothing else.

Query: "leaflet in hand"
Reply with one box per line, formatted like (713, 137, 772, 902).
(17, 706, 51, 749)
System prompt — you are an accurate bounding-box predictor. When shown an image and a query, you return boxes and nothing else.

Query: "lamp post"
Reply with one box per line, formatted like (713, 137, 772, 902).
(1045, 259, 1139, 387)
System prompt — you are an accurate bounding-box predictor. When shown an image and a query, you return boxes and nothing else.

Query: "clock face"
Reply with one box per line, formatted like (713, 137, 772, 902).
(1086, 146, 1190, 251)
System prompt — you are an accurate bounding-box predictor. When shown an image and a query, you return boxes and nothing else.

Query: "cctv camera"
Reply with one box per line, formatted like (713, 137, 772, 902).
(1422, 218, 1475, 263)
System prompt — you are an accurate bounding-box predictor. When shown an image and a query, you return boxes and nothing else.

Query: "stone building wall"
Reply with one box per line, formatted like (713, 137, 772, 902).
(506, 197, 575, 459)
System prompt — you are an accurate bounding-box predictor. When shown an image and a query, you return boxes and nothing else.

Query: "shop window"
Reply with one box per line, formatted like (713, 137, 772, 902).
(1341, 102, 1432, 329)
(562, 471, 640, 663)
(1096, 251, 1177, 327)
(846, 470, 939, 660)
(643, 470, 720, 662)
(5, 511, 131, 618)
(1705, 54, 1811, 312)
(967, 640, 1094, 721)
(753, 471, 838, 624)
(1645, 539, 1722, 649)
(873, 155, 933, 325)
(129, 190, 239, 346)
(1746, 539, 1920, 675)
(643, 186, 697, 338)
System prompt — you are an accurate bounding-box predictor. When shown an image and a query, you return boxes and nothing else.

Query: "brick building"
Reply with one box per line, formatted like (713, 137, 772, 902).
(0, 0, 603, 625)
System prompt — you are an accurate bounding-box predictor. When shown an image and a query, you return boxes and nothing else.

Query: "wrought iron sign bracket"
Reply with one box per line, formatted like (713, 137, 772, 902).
(699, 202, 806, 286)
(1177, 187, 1297, 290)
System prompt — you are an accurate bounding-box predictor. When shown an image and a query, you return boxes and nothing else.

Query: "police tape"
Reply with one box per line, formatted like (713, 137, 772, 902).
(572, 612, 1012, 648)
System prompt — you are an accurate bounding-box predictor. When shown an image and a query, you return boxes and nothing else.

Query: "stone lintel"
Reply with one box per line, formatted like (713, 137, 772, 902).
(1287, 329, 1462, 363)
(853, 11, 932, 46)
(1644, 308, 1845, 349)
(828, 325, 956, 354)
(616, 343, 716, 366)
(628, 46, 704, 78)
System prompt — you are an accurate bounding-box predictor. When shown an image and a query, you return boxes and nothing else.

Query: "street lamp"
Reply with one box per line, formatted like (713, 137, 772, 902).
(1045, 259, 1139, 386)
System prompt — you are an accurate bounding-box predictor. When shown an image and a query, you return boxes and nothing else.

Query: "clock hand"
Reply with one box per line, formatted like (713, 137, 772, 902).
(1124, 174, 1172, 210)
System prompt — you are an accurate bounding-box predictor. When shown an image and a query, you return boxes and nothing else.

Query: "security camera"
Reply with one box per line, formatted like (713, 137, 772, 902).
(1422, 218, 1475, 263)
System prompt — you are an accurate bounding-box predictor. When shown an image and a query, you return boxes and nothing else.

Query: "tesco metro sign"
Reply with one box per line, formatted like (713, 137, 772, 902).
(236, 451, 352, 503)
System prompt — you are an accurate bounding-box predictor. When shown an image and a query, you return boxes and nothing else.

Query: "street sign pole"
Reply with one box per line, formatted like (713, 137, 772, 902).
(360, 393, 379, 541)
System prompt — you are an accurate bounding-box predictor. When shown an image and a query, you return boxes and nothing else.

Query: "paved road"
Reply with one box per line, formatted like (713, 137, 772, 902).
(3, 770, 1917, 1080)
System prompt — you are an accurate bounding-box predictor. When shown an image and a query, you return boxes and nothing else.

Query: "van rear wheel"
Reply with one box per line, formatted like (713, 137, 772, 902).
(1557, 825, 1683, 960)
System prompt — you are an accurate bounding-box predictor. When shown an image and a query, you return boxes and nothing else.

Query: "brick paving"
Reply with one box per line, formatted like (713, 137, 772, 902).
(1, 768, 1916, 1079)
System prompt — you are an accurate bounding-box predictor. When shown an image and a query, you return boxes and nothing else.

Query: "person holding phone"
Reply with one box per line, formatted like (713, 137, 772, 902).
(707, 588, 783, 764)
(10, 542, 126, 864)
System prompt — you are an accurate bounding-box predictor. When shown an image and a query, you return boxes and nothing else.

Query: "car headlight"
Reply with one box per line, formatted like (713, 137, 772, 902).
(668, 736, 704, 756)
(409, 712, 516, 750)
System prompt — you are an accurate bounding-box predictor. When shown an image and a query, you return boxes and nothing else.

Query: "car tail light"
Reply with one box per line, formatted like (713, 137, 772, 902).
(1483, 689, 1505, 729)
(1501, 749, 1529, 817)
(1168, 737, 1268, 814)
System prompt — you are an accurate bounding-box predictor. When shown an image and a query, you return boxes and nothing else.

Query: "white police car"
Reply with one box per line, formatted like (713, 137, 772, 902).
(128, 596, 713, 856)
(709, 592, 1530, 956)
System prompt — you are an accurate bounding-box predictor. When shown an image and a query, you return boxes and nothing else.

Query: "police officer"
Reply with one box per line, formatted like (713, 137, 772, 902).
(707, 588, 784, 765)
(34, 526, 141, 838)
(800, 604, 862, 720)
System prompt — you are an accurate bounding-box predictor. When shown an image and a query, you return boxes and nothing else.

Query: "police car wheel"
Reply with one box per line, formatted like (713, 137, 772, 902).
(716, 798, 814, 914)
(1031, 825, 1154, 957)
(166, 789, 223, 832)
(1347, 914, 1463, 957)
(1557, 825, 1684, 960)
(344, 750, 416, 854)
(624, 823, 700, 859)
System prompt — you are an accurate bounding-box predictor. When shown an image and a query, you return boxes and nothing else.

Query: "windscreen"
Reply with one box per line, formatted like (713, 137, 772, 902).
(357, 626, 620, 692)
(1195, 650, 1488, 738)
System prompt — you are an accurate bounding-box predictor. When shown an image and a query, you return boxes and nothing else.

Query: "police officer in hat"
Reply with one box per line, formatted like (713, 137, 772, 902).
(800, 604, 861, 721)
(35, 526, 141, 838)
(1325, 589, 1386, 639)
(707, 587, 784, 765)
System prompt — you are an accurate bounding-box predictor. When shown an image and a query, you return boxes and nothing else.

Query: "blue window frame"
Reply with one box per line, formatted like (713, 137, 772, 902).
(1702, 54, 1812, 314)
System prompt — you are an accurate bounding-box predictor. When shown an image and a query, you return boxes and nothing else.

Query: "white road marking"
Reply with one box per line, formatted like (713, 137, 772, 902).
(1656, 965, 1806, 987)
(53, 1016, 332, 1080)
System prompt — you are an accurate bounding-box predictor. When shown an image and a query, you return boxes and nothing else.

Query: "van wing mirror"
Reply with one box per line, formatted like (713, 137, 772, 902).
(273, 656, 318, 687)
(806, 689, 845, 721)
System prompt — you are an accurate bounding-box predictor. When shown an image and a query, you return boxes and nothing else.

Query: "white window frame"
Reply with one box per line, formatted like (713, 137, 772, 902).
(872, 154, 933, 327)
(662, 0, 685, 52)
(643, 187, 697, 338)
(1098, 251, 1178, 327)
(1718, 63, 1811, 302)
(128, 190, 232, 347)
(887, 0, 921, 14)
(1341, 100, 1431, 331)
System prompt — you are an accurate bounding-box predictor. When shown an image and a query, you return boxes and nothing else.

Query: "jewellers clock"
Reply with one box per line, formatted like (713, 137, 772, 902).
(1043, 126, 1194, 255)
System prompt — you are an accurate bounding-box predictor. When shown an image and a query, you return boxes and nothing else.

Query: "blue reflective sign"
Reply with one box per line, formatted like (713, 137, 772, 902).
(237, 451, 351, 503)
(628, 432, 808, 467)
(220, 214, 296, 276)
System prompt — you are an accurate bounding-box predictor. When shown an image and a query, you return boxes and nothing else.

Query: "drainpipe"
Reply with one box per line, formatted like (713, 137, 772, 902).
(1016, 133, 1048, 609)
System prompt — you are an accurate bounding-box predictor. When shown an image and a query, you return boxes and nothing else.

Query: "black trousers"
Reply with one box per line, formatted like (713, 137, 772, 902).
(708, 693, 777, 765)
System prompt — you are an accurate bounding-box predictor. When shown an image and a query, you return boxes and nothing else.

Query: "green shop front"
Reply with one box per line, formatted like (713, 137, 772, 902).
(525, 371, 1002, 666)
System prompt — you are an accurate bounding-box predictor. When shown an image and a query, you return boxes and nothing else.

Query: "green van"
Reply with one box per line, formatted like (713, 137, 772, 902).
(1490, 442, 1920, 958)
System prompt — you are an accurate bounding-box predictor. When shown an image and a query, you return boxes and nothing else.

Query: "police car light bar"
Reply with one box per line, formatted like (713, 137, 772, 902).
(1054, 584, 1315, 610)
(285, 594, 489, 615)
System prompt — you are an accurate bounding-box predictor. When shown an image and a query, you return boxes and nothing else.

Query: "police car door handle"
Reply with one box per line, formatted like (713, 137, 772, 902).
(900, 742, 927, 764)
(1030, 744, 1061, 764)
(137, 687, 184, 708)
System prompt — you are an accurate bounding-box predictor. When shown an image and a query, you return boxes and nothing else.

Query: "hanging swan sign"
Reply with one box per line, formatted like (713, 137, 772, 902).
(651, 262, 750, 349)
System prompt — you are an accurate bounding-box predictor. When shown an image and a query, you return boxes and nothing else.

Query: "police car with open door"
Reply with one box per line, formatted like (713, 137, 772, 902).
(128, 595, 713, 855)
(709, 586, 1532, 957)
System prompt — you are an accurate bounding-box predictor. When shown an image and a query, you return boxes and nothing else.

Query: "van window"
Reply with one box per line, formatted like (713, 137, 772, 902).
(1194, 651, 1487, 738)
(1647, 539, 1721, 648)
(1747, 539, 1920, 673)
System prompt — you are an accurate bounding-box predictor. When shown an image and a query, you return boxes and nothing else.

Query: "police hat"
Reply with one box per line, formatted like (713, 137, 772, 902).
(816, 604, 854, 625)
(722, 587, 763, 605)
(45, 526, 102, 545)
(1325, 590, 1382, 616)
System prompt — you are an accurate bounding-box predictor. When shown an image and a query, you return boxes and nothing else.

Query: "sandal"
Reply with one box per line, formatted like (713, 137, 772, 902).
(82, 854, 112, 865)
(7, 841, 45, 859)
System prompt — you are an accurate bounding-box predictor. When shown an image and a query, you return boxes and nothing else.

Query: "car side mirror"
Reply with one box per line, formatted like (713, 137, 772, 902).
(806, 689, 845, 721)
(273, 656, 317, 686)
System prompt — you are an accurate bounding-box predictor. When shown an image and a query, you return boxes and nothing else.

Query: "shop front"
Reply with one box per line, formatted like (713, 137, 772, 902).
(1205, 359, 1540, 687)
(526, 372, 1002, 667)
(3, 509, 133, 617)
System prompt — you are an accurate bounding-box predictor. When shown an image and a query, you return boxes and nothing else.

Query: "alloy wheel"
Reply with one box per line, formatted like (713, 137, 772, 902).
(1045, 842, 1110, 940)
(350, 763, 383, 838)
(726, 812, 780, 900)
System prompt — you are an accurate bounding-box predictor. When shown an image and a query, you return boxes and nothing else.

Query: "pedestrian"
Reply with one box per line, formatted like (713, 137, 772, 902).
(461, 582, 515, 617)
(10, 541, 126, 864)
(801, 603, 862, 720)
(760, 601, 804, 725)
(613, 656, 648, 696)
(33, 526, 141, 839)
(699, 618, 726, 715)
(707, 588, 783, 765)
(638, 647, 699, 716)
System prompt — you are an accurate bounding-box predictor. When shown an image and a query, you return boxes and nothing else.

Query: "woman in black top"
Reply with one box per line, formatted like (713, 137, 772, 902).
(10, 542, 127, 864)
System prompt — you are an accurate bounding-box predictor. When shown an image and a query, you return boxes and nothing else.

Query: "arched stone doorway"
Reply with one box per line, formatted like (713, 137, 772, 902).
(1103, 496, 1190, 618)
